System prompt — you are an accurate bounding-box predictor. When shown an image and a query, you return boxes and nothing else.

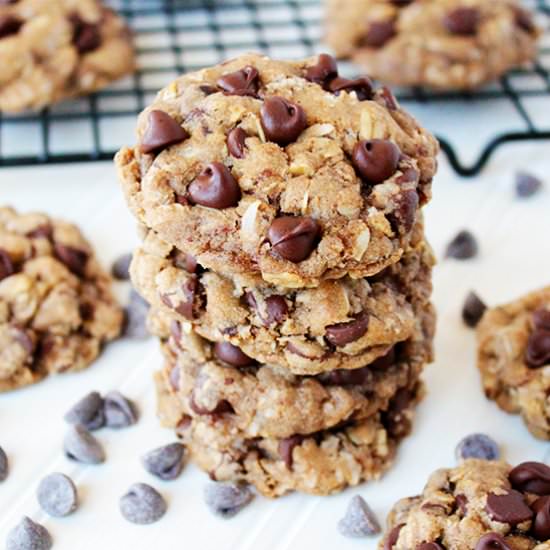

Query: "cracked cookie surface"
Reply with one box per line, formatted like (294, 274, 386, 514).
(116, 52, 438, 288)
(0, 0, 134, 113)
(325, 0, 540, 90)
(0, 206, 123, 391)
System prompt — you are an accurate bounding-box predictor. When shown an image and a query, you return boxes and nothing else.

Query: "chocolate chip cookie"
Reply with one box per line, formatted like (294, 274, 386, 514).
(0, 206, 123, 391)
(0, 0, 134, 113)
(325, 0, 540, 91)
(116, 53, 438, 287)
(380, 459, 550, 549)
(477, 286, 550, 440)
(131, 223, 434, 374)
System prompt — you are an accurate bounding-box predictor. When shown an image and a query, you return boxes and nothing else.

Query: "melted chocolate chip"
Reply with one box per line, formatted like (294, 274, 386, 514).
(533, 308, 550, 331)
(455, 494, 468, 515)
(267, 216, 320, 263)
(214, 342, 256, 367)
(379, 87, 399, 110)
(363, 20, 396, 47)
(140, 110, 189, 154)
(325, 311, 369, 346)
(327, 76, 374, 101)
(217, 65, 259, 96)
(187, 162, 241, 209)
(189, 394, 234, 416)
(384, 524, 404, 550)
(443, 8, 480, 35)
(260, 97, 307, 146)
(390, 189, 419, 234)
(227, 127, 248, 159)
(323, 365, 372, 386)
(278, 435, 304, 469)
(263, 296, 289, 326)
(71, 15, 101, 53)
(54, 244, 88, 276)
(417, 544, 444, 550)
(352, 139, 401, 186)
(475, 533, 513, 550)
(161, 277, 198, 321)
(383, 388, 414, 438)
(525, 329, 550, 368)
(509, 461, 550, 495)
(172, 251, 199, 274)
(514, 7, 536, 34)
(462, 291, 487, 328)
(485, 490, 533, 525)
(26, 225, 53, 240)
(370, 347, 397, 370)
(0, 15, 22, 39)
(532, 495, 550, 540)
(0, 249, 14, 281)
(305, 53, 338, 85)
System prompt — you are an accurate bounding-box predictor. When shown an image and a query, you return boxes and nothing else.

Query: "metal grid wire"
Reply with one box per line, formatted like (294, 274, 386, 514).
(0, 0, 548, 175)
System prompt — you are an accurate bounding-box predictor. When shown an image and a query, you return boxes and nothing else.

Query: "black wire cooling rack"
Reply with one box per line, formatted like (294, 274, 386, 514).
(0, 0, 548, 176)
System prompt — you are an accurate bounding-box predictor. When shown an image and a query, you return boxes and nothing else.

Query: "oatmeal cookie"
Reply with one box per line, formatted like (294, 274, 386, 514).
(477, 286, 550, 440)
(0, 0, 134, 113)
(0, 206, 123, 391)
(325, 0, 540, 91)
(116, 52, 438, 287)
(380, 459, 550, 549)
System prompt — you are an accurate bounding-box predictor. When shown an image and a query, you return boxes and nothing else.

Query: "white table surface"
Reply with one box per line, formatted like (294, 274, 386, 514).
(0, 140, 549, 549)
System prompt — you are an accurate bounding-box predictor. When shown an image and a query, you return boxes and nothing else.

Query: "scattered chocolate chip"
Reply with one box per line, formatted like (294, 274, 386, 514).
(217, 65, 259, 96)
(515, 171, 543, 198)
(305, 53, 338, 85)
(123, 289, 150, 339)
(214, 341, 256, 367)
(260, 96, 307, 146)
(64, 391, 105, 431)
(445, 230, 478, 260)
(475, 533, 513, 550)
(384, 524, 404, 550)
(111, 253, 132, 280)
(326, 76, 374, 101)
(37, 473, 78, 517)
(142, 443, 185, 481)
(6, 517, 52, 550)
(267, 216, 320, 263)
(455, 433, 499, 461)
(120, 483, 166, 525)
(64, 424, 105, 464)
(0, 446, 7, 481)
(532, 495, 550, 540)
(71, 15, 101, 53)
(486, 490, 533, 525)
(462, 291, 487, 327)
(188, 162, 241, 209)
(390, 189, 419, 234)
(352, 139, 401, 186)
(525, 328, 550, 368)
(444, 7, 479, 35)
(417, 544, 445, 550)
(140, 110, 189, 155)
(363, 20, 396, 47)
(533, 308, 550, 330)
(104, 391, 138, 429)
(263, 295, 288, 326)
(325, 311, 369, 346)
(509, 461, 550, 495)
(204, 482, 253, 518)
(54, 243, 88, 276)
(0, 249, 14, 281)
(0, 15, 22, 40)
(337, 495, 381, 538)
(227, 127, 248, 159)
(278, 434, 304, 469)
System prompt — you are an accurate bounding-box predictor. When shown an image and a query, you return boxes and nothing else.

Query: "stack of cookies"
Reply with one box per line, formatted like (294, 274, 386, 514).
(116, 53, 439, 497)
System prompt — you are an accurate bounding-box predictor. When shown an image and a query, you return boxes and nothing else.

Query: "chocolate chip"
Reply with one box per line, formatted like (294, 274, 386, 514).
(104, 391, 138, 428)
(509, 461, 550, 495)
(260, 96, 307, 146)
(444, 8, 480, 35)
(64, 391, 105, 431)
(352, 140, 401, 186)
(0, 249, 14, 281)
(323, 365, 372, 386)
(120, 483, 167, 525)
(71, 15, 102, 53)
(217, 65, 260, 96)
(161, 276, 198, 321)
(325, 311, 369, 346)
(227, 127, 248, 159)
(515, 171, 543, 198)
(392, 0, 413, 5)
(214, 341, 256, 367)
(486, 490, 533, 525)
(173, 252, 199, 274)
(462, 291, 487, 328)
(187, 162, 241, 209)
(278, 434, 304, 469)
(189, 394, 234, 416)
(337, 495, 381, 537)
(455, 433, 500, 461)
(37, 473, 78, 517)
(445, 230, 478, 260)
(26, 224, 53, 240)
(326, 76, 374, 101)
(64, 424, 105, 464)
(169, 364, 180, 391)
(0, 15, 22, 39)
(0, 446, 8, 482)
(111, 253, 132, 280)
(532, 495, 550, 540)
(123, 289, 150, 339)
(526, 328, 550, 368)
(380, 86, 399, 110)
(305, 53, 338, 85)
(140, 110, 189, 155)
(54, 243, 88, 276)
(417, 544, 445, 550)
(142, 443, 185, 481)
(204, 482, 253, 518)
(267, 216, 320, 263)
(533, 308, 550, 330)
(6, 517, 52, 550)
(514, 7, 536, 34)
(455, 494, 468, 515)
(383, 388, 414, 438)
(384, 524, 404, 550)
(263, 295, 288, 326)
(475, 533, 513, 550)
(391, 189, 419, 234)
(363, 20, 396, 47)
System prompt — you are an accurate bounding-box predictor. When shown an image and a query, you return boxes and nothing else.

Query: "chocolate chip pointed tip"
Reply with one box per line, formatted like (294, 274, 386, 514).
(6, 517, 52, 550)
(462, 291, 487, 328)
(337, 495, 381, 538)
(445, 230, 478, 260)
(188, 162, 241, 209)
(120, 483, 167, 524)
(140, 110, 189, 154)
(515, 171, 543, 198)
(260, 96, 307, 146)
(204, 482, 253, 518)
(142, 443, 185, 481)
(267, 216, 320, 263)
